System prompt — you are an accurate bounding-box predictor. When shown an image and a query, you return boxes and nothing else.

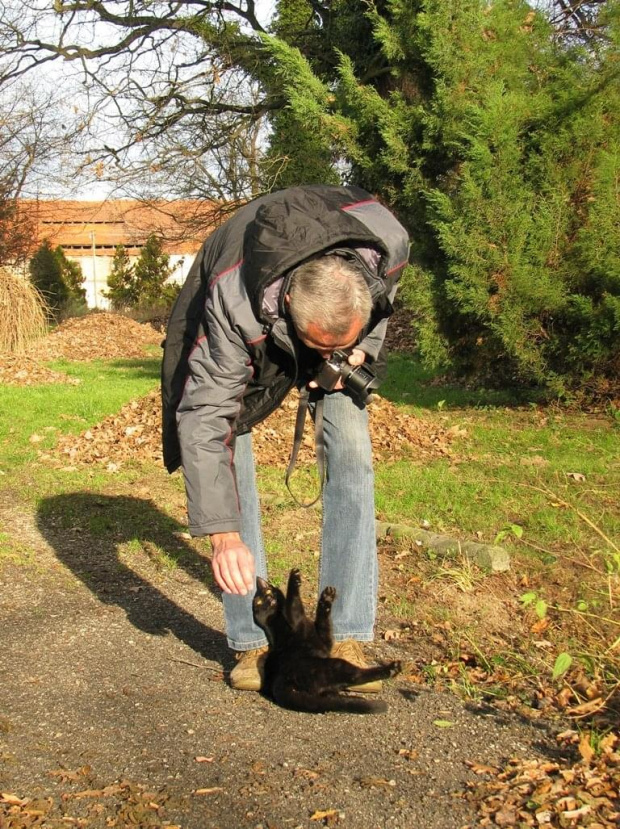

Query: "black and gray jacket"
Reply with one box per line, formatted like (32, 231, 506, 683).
(161, 185, 409, 537)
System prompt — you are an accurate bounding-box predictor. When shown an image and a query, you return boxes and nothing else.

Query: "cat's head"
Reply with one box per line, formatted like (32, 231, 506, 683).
(252, 577, 284, 630)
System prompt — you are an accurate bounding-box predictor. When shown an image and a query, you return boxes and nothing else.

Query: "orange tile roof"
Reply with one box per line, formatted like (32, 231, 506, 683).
(19, 198, 220, 256)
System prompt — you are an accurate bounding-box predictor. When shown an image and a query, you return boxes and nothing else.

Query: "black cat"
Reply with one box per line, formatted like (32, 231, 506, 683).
(252, 568, 401, 714)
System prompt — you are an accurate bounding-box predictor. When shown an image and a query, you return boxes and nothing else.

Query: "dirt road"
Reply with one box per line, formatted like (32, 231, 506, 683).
(0, 497, 554, 829)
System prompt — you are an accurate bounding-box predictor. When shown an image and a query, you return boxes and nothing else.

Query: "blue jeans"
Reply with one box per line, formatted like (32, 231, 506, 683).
(222, 391, 378, 650)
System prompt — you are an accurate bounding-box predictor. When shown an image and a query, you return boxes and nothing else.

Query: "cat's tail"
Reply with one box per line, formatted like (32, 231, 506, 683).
(276, 688, 388, 714)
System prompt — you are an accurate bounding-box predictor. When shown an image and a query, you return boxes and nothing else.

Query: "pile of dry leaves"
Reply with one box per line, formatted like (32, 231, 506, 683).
(1, 313, 162, 386)
(48, 388, 454, 470)
(0, 355, 81, 387)
(463, 730, 620, 827)
(30, 312, 162, 362)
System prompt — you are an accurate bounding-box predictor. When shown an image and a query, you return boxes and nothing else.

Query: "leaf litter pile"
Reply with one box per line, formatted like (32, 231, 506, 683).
(19, 310, 454, 470)
(46, 388, 454, 471)
(461, 730, 619, 828)
(0, 312, 162, 387)
(0, 767, 179, 829)
(30, 312, 163, 362)
(0, 355, 82, 387)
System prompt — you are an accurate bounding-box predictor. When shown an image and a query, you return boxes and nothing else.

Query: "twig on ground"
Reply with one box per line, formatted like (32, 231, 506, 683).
(519, 482, 619, 553)
(518, 538, 605, 573)
(553, 605, 620, 628)
(169, 657, 224, 672)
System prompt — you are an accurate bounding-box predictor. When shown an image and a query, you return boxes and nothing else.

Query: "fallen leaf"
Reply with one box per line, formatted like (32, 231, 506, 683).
(194, 756, 214, 763)
(568, 697, 606, 717)
(578, 732, 595, 764)
(433, 719, 455, 728)
(310, 809, 340, 821)
(357, 776, 396, 788)
(494, 807, 518, 826)
(562, 804, 591, 819)
(0, 793, 25, 805)
(193, 787, 224, 796)
(465, 760, 500, 776)
(566, 472, 586, 482)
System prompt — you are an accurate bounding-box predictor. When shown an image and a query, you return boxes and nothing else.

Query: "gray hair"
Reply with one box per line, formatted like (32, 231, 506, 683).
(288, 255, 372, 337)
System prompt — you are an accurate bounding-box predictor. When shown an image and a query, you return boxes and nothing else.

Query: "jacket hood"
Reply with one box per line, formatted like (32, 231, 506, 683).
(241, 186, 388, 323)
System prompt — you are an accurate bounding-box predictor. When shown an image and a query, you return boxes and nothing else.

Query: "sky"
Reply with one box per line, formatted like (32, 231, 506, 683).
(18, 0, 277, 201)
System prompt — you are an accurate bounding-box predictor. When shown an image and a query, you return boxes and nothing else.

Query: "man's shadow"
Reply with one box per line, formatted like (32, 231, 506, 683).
(37, 493, 230, 667)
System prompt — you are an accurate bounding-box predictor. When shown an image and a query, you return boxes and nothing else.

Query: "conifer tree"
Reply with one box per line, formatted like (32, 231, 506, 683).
(54, 246, 86, 304)
(105, 236, 176, 310)
(261, 0, 340, 187)
(132, 234, 175, 306)
(105, 244, 136, 310)
(260, 0, 619, 391)
(28, 239, 69, 321)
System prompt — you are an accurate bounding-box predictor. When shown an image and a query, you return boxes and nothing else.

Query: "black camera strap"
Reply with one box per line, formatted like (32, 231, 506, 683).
(284, 388, 326, 508)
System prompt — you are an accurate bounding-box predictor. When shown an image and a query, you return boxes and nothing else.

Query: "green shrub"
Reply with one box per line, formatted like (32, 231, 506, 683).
(28, 240, 69, 320)
(105, 236, 179, 316)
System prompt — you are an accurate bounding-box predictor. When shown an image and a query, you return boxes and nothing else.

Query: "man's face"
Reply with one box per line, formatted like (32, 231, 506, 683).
(297, 318, 363, 359)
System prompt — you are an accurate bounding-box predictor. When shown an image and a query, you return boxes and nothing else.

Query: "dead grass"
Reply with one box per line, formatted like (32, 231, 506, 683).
(0, 269, 49, 354)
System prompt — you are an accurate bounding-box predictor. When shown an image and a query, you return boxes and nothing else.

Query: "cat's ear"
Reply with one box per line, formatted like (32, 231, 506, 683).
(256, 576, 270, 592)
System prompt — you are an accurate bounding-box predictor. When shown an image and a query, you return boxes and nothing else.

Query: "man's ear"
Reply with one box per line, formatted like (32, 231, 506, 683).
(284, 293, 290, 306)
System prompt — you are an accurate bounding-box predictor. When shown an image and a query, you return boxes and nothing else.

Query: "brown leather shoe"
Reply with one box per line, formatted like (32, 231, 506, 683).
(229, 646, 268, 691)
(331, 639, 382, 693)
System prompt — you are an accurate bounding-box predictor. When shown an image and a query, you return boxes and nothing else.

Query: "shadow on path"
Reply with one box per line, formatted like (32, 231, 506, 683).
(36, 492, 229, 666)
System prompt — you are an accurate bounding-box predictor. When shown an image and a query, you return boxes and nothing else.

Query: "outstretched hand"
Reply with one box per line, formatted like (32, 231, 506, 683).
(210, 532, 255, 595)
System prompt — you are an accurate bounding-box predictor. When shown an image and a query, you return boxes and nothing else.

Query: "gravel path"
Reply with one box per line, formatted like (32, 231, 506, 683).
(0, 498, 554, 829)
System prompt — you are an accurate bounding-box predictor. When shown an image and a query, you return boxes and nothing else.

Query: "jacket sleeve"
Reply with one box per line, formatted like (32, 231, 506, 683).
(176, 282, 253, 537)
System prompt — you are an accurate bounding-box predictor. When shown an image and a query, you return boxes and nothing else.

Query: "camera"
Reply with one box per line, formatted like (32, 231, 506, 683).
(314, 349, 380, 404)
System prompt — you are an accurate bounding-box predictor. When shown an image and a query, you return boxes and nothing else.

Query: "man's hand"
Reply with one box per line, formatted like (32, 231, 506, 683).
(210, 532, 255, 595)
(347, 348, 367, 367)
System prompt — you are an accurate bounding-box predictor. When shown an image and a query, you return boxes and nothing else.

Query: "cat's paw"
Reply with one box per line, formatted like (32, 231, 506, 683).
(289, 568, 302, 585)
(320, 585, 337, 605)
(387, 660, 402, 677)
(254, 584, 277, 610)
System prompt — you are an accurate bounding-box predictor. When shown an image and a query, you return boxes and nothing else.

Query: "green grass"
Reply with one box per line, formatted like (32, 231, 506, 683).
(0, 358, 160, 469)
(0, 530, 35, 566)
(376, 353, 619, 557)
(380, 352, 545, 409)
(0, 349, 618, 706)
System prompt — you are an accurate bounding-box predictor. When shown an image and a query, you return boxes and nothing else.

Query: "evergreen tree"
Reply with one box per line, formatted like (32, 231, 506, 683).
(105, 244, 136, 309)
(54, 246, 86, 304)
(132, 234, 176, 305)
(261, 0, 340, 188)
(261, 0, 619, 392)
(28, 239, 69, 320)
(105, 236, 176, 310)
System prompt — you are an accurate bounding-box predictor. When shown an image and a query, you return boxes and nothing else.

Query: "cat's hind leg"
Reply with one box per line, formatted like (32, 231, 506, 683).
(325, 658, 402, 690)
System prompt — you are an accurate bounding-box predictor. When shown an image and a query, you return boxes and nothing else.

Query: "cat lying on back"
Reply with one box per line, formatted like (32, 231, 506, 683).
(252, 568, 401, 714)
